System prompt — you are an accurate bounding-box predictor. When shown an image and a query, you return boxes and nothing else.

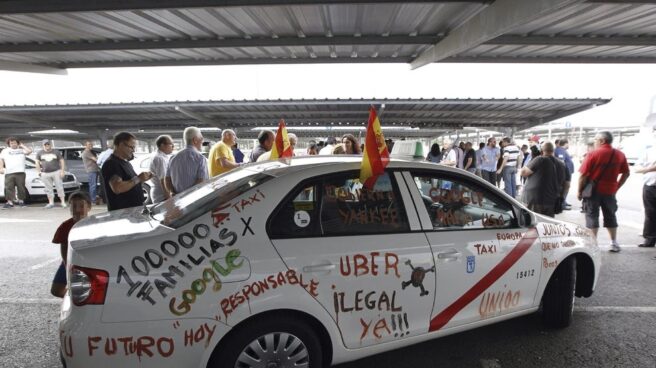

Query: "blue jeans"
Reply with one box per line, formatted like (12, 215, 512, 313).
(88, 172, 98, 202)
(502, 166, 517, 198)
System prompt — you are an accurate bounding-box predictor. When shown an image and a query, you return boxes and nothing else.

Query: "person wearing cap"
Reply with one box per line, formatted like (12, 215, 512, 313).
(35, 139, 67, 209)
(0, 137, 32, 209)
(209, 129, 240, 177)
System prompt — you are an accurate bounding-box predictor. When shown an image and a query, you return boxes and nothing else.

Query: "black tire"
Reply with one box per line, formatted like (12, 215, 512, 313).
(212, 315, 323, 368)
(142, 183, 152, 205)
(542, 256, 577, 328)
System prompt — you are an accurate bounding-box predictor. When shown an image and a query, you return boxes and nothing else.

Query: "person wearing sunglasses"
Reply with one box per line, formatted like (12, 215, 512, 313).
(101, 131, 152, 211)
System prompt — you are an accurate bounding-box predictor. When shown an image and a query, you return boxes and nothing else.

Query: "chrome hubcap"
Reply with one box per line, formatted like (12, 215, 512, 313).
(235, 332, 309, 368)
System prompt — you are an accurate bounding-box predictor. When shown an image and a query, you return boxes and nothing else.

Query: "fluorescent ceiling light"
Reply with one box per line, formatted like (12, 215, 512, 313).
(28, 129, 79, 135)
(251, 126, 419, 131)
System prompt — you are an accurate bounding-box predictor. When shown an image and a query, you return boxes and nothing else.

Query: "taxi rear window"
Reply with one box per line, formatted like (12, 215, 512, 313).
(151, 170, 272, 228)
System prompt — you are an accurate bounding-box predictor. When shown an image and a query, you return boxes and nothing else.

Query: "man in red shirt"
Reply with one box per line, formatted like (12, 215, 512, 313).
(577, 131, 630, 252)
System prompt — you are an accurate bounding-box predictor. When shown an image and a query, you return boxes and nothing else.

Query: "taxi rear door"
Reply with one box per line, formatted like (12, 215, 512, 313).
(268, 171, 436, 348)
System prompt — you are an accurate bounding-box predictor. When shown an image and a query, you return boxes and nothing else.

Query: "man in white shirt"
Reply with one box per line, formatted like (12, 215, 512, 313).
(319, 137, 338, 155)
(149, 135, 174, 203)
(441, 139, 458, 167)
(635, 143, 656, 248)
(0, 137, 32, 208)
(497, 137, 521, 198)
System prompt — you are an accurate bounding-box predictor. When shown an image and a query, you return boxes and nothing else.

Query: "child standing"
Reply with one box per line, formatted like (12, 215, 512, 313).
(51, 191, 92, 298)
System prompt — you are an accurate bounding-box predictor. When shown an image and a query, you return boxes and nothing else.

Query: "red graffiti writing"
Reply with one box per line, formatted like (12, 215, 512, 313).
(211, 203, 232, 227)
(359, 313, 409, 342)
(60, 331, 73, 357)
(543, 258, 558, 269)
(542, 242, 560, 251)
(87, 336, 174, 358)
(338, 207, 399, 226)
(220, 270, 319, 320)
(324, 185, 394, 203)
(183, 323, 216, 348)
(482, 214, 505, 228)
(428, 188, 484, 206)
(435, 209, 473, 227)
(542, 223, 571, 237)
(339, 252, 400, 278)
(231, 190, 265, 213)
(479, 288, 521, 319)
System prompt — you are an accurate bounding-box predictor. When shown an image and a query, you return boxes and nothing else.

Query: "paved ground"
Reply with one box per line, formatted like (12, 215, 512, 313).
(0, 168, 654, 368)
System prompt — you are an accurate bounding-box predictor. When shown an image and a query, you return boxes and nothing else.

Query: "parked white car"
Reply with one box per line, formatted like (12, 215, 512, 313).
(0, 157, 80, 202)
(59, 157, 600, 368)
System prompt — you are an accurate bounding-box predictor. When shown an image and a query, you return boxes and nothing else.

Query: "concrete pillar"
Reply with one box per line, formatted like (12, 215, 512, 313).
(97, 130, 110, 150)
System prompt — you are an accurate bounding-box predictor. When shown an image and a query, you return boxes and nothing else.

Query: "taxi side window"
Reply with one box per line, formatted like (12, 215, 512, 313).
(269, 183, 319, 238)
(320, 172, 409, 236)
(411, 174, 516, 231)
(269, 171, 410, 238)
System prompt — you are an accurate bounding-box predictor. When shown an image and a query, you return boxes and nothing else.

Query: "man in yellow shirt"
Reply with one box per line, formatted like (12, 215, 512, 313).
(209, 129, 240, 177)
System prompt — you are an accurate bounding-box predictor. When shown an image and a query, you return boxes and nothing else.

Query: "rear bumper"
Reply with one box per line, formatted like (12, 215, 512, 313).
(59, 294, 213, 368)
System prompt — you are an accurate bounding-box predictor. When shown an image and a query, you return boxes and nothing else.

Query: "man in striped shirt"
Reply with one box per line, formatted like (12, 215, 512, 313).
(497, 137, 521, 198)
(165, 127, 209, 196)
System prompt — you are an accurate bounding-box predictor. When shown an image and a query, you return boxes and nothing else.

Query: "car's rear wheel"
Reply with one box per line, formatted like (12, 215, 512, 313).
(213, 316, 322, 368)
(542, 256, 576, 328)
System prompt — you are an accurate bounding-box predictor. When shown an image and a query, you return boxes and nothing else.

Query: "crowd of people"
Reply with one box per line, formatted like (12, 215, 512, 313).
(425, 132, 655, 255)
(425, 136, 574, 214)
(3, 128, 656, 261)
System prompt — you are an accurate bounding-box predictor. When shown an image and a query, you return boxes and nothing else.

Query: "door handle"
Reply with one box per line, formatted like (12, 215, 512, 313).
(303, 263, 336, 273)
(437, 250, 461, 260)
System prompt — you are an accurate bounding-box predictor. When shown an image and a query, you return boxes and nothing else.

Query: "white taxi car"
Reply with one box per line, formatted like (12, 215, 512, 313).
(59, 157, 600, 368)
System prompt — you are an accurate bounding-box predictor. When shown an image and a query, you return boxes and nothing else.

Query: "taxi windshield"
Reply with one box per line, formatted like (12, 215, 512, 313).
(151, 169, 273, 228)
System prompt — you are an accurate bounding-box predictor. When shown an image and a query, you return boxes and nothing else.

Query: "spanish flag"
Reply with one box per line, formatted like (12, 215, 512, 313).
(270, 119, 293, 159)
(360, 106, 389, 189)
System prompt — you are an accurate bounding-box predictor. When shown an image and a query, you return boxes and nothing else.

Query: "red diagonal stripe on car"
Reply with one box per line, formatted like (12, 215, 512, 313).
(429, 227, 539, 332)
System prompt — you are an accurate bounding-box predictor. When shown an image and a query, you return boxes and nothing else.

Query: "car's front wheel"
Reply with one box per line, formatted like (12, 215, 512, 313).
(213, 316, 323, 368)
(542, 256, 576, 328)
(141, 183, 152, 205)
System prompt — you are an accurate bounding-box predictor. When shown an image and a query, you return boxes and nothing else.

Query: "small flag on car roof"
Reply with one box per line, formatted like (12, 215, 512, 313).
(359, 105, 390, 189)
(270, 118, 293, 159)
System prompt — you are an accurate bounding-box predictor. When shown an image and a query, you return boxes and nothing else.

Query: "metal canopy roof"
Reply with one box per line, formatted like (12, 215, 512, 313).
(1, 1, 656, 74)
(0, 97, 610, 141)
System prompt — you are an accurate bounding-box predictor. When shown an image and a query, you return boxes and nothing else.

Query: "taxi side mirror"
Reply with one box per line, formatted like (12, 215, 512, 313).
(518, 208, 534, 227)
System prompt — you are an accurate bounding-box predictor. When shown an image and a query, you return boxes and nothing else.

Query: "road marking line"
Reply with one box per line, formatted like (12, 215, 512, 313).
(619, 221, 643, 230)
(480, 359, 502, 368)
(0, 298, 61, 305)
(30, 257, 60, 270)
(575, 306, 656, 313)
(0, 218, 50, 223)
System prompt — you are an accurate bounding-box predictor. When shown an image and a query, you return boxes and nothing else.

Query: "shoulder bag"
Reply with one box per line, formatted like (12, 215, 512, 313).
(581, 149, 615, 199)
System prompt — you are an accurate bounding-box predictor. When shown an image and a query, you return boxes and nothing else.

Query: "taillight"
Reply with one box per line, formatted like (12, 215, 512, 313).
(70, 265, 109, 306)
